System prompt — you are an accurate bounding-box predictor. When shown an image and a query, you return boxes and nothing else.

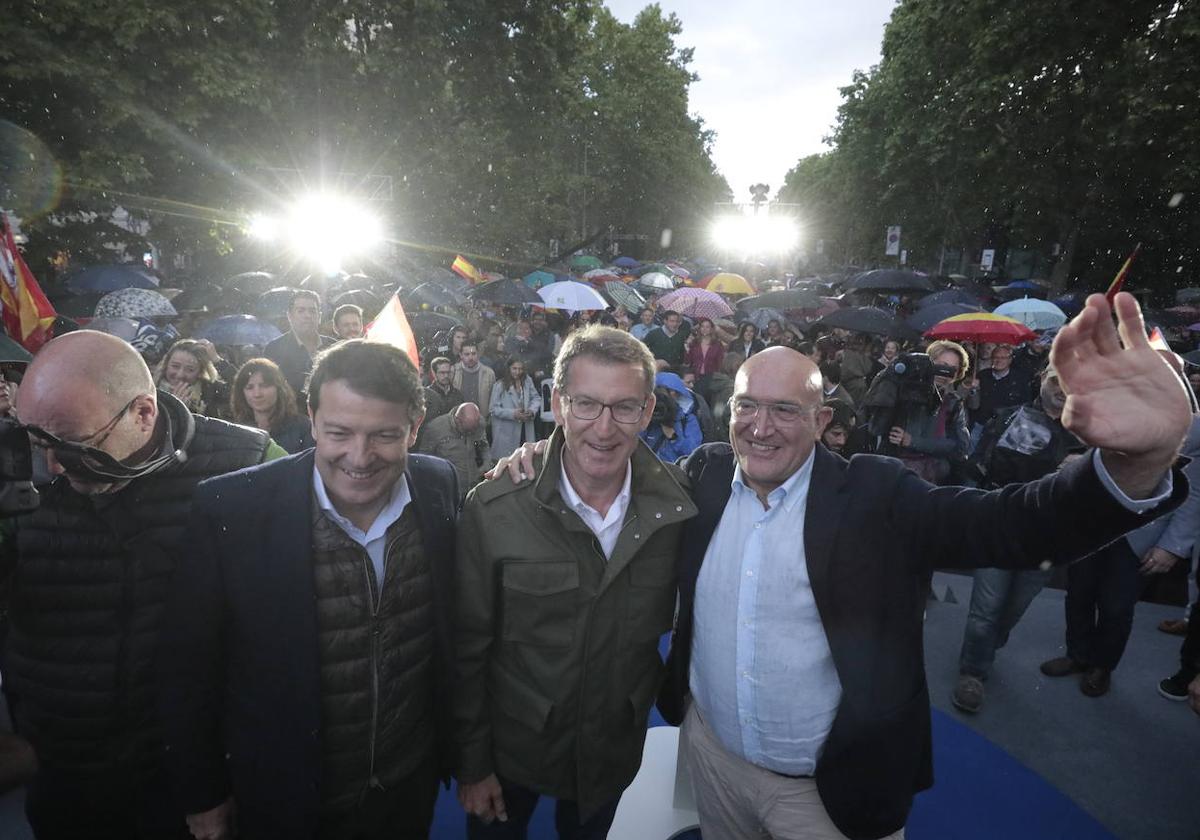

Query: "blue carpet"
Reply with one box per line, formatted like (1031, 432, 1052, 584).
(430, 637, 1113, 839)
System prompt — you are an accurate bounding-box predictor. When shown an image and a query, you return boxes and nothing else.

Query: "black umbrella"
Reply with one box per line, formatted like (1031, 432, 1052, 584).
(257, 286, 299, 319)
(403, 282, 462, 309)
(172, 282, 252, 314)
(816, 306, 918, 339)
(905, 303, 984, 333)
(468, 278, 543, 306)
(844, 270, 937, 295)
(226, 271, 278, 295)
(916, 289, 982, 309)
(47, 292, 105, 319)
(332, 288, 383, 313)
(740, 289, 824, 311)
(407, 311, 463, 340)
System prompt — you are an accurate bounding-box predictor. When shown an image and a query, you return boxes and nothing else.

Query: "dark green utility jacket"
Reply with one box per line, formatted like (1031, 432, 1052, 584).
(455, 429, 696, 818)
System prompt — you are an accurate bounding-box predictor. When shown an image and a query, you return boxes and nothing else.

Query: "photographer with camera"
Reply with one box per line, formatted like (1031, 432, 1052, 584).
(640, 372, 702, 462)
(2, 330, 281, 839)
(862, 339, 971, 485)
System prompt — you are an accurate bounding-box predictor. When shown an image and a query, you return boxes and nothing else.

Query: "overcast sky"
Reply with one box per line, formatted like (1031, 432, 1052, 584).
(605, 0, 898, 202)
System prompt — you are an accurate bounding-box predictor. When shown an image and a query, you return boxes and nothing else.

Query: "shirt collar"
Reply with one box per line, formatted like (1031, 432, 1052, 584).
(311, 463, 411, 539)
(731, 445, 815, 514)
(558, 458, 632, 525)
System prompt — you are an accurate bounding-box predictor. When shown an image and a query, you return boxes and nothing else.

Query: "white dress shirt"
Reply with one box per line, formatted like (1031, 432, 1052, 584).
(558, 460, 633, 560)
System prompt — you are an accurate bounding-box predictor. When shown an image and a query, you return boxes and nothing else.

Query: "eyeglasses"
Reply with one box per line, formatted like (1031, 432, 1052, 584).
(730, 398, 817, 426)
(21, 396, 157, 481)
(562, 394, 647, 424)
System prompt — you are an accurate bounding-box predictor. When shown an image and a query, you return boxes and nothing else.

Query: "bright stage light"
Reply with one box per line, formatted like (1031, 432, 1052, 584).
(248, 193, 385, 271)
(710, 214, 799, 255)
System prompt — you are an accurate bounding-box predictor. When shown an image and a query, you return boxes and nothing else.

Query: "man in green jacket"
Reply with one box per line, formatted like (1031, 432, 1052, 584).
(455, 325, 697, 838)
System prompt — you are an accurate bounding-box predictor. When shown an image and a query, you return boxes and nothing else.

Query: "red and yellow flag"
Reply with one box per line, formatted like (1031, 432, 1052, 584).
(451, 254, 483, 284)
(1104, 243, 1142, 304)
(0, 213, 56, 352)
(365, 292, 420, 372)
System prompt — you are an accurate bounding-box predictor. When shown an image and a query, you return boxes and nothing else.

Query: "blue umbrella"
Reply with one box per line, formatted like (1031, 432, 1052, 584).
(196, 315, 283, 346)
(65, 264, 159, 294)
(906, 303, 984, 333)
(613, 256, 640, 269)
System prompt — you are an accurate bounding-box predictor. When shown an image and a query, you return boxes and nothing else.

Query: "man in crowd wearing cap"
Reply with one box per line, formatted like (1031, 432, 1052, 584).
(4, 330, 278, 839)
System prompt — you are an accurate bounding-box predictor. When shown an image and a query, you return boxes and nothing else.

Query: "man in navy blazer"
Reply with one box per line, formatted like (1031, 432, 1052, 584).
(657, 294, 1193, 840)
(159, 341, 459, 840)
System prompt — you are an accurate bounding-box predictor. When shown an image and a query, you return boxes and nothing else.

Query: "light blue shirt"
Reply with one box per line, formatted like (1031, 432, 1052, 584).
(690, 448, 839, 775)
(689, 447, 1171, 776)
(312, 467, 412, 590)
(630, 323, 654, 340)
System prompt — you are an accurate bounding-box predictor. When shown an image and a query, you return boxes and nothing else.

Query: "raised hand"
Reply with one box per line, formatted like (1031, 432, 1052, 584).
(1049, 292, 1191, 496)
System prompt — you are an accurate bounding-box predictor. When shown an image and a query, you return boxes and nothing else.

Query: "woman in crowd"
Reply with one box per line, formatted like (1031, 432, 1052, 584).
(685, 317, 725, 404)
(489, 357, 539, 460)
(154, 338, 229, 418)
(230, 358, 314, 453)
(884, 339, 972, 484)
(727, 321, 765, 360)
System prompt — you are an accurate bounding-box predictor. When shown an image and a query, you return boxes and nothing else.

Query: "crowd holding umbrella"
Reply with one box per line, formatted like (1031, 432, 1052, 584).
(536, 281, 608, 313)
(64, 264, 160, 294)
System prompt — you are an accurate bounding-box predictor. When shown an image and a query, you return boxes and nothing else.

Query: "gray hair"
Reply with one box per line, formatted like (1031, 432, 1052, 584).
(553, 325, 655, 396)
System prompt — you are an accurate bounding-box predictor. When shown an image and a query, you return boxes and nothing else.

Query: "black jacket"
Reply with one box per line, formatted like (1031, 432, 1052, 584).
(158, 451, 458, 839)
(659, 443, 1185, 840)
(263, 332, 337, 407)
(3, 394, 271, 773)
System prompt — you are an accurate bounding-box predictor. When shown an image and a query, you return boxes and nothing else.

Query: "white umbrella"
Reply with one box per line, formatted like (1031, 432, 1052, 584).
(537, 281, 609, 313)
(637, 271, 675, 291)
(993, 298, 1067, 331)
(94, 287, 178, 318)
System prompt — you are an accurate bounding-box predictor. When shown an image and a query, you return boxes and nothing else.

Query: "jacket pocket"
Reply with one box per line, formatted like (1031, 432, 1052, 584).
(625, 555, 677, 643)
(501, 561, 580, 647)
(491, 658, 556, 734)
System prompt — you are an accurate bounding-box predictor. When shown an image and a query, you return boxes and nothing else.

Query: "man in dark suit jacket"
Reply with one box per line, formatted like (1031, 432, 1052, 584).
(263, 289, 337, 408)
(159, 340, 458, 840)
(658, 294, 1191, 840)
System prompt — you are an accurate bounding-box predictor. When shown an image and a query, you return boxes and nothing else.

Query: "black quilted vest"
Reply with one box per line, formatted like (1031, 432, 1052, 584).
(310, 499, 436, 813)
(4, 394, 270, 772)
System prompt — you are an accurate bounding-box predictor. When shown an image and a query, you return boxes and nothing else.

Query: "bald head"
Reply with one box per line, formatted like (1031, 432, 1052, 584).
(21, 331, 154, 416)
(736, 346, 824, 405)
(454, 401, 482, 434)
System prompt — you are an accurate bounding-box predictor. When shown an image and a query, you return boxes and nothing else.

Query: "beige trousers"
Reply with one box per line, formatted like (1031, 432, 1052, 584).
(681, 704, 905, 840)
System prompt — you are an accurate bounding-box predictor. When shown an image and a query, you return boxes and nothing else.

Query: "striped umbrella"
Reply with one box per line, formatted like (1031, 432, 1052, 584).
(924, 312, 1036, 345)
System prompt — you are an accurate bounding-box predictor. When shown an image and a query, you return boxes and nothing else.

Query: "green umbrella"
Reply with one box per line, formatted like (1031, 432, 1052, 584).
(569, 254, 603, 272)
(0, 332, 33, 362)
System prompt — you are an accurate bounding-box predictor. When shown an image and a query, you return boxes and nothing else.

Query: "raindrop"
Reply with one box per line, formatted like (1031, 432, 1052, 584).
(1168, 192, 1184, 208)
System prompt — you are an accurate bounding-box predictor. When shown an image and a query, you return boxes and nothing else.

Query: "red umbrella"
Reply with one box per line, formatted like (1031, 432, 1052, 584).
(923, 312, 1036, 345)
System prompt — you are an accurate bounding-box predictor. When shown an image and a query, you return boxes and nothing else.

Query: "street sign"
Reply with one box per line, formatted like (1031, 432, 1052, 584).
(885, 226, 901, 256)
(981, 249, 995, 271)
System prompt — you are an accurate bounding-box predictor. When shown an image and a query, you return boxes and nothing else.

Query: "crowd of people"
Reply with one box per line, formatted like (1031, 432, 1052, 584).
(0, 270, 1198, 840)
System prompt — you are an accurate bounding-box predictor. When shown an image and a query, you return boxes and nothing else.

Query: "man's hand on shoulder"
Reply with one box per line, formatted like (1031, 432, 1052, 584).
(1051, 292, 1191, 498)
(458, 773, 507, 825)
(187, 797, 235, 840)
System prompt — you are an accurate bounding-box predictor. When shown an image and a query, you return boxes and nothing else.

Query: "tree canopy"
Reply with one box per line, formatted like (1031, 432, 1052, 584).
(0, 1, 730, 279)
(779, 0, 1200, 295)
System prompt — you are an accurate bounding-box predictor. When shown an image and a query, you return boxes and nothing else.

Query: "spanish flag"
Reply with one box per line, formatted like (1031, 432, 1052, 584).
(365, 292, 420, 373)
(0, 213, 56, 352)
(451, 254, 483, 284)
(1104, 243, 1141, 304)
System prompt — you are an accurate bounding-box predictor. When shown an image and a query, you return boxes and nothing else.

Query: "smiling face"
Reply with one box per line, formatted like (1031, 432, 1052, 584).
(309, 379, 420, 528)
(552, 355, 653, 491)
(164, 349, 201, 387)
(730, 348, 830, 499)
(243, 371, 279, 416)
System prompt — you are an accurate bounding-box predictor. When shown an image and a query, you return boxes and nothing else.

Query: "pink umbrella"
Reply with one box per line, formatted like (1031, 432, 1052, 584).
(658, 287, 734, 321)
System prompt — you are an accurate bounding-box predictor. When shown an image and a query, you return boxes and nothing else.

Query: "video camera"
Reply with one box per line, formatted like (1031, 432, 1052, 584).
(0, 419, 39, 517)
(861, 352, 957, 455)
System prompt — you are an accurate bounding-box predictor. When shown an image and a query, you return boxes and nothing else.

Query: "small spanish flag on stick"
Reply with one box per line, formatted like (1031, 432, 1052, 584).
(1104, 243, 1142, 304)
(451, 254, 483, 284)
